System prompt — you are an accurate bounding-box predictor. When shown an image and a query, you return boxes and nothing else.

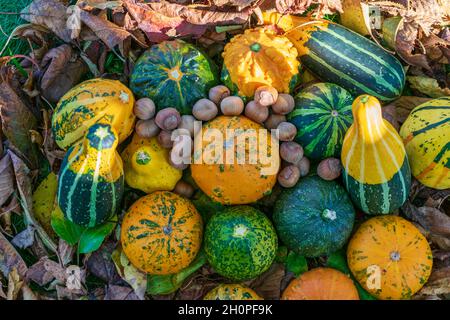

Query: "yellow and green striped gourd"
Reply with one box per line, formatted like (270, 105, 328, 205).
(341, 95, 411, 214)
(399, 97, 449, 189)
(57, 123, 124, 227)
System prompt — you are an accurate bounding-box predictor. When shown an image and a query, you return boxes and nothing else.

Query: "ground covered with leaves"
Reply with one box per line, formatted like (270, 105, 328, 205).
(0, 0, 449, 300)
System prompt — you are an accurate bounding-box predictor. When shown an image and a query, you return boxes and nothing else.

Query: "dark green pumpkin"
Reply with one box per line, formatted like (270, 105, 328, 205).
(129, 40, 219, 115)
(204, 206, 278, 281)
(273, 176, 355, 257)
(288, 83, 353, 160)
(57, 124, 124, 227)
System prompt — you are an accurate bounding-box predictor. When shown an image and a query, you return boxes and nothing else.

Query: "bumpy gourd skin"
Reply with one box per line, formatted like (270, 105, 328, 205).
(57, 123, 124, 227)
(221, 27, 300, 98)
(282, 268, 359, 300)
(121, 191, 203, 275)
(347, 215, 433, 300)
(204, 284, 262, 300)
(204, 206, 278, 281)
(191, 116, 279, 205)
(341, 95, 411, 215)
(399, 96, 450, 189)
(52, 78, 135, 150)
(121, 134, 182, 193)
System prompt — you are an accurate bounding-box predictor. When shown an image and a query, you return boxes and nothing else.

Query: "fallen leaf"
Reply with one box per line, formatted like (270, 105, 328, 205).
(339, 0, 371, 36)
(20, 0, 74, 42)
(26, 257, 66, 286)
(248, 263, 285, 300)
(39, 44, 88, 103)
(0, 81, 40, 169)
(0, 231, 28, 278)
(32, 172, 58, 239)
(21, 283, 39, 300)
(86, 241, 121, 284)
(11, 226, 35, 249)
(275, 0, 343, 17)
(104, 284, 140, 300)
(384, 96, 431, 123)
(111, 249, 147, 300)
(407, 76, 450, 98)
(7, 268, 23, 300)
(417, 266, 450, 296)
(0, 154, 14, 208)
(409, 206, 450, 237)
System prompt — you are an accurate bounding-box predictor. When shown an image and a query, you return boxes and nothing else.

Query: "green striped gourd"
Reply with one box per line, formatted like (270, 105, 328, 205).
(400, 97, 449, 189)
(263, 12, 405, 102)
(130, 40, 219, 115)
(57, 123, 124, 227)
(288, 83, 353, 160)
(204, 206, 278, 281)
(341, 95, 411, 215)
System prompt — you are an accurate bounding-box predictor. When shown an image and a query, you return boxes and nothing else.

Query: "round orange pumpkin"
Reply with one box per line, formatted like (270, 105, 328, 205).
(282, 268, 359, 300)
(347, 215, 433, 300)
(120, 191, 203, 275)
(204, 284, 262, 300)
(191, 116, 279, 205)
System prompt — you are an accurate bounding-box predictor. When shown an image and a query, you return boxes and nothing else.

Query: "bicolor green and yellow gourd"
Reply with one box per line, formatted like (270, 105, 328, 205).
(52, 78, 135, 150)
(130, 40, 219, 115)
(57, 123, 124, 227)
(341, 95, 411, 215)
(263, 12, 405, 102)
(221, 27, 300, 98)
(121, 134, 182, 193)
(399, 96, 449, 189)
(204, 284, 262, 300)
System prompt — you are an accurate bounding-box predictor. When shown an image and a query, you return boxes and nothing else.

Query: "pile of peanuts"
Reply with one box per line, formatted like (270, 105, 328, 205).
(132, 84, 343, 191)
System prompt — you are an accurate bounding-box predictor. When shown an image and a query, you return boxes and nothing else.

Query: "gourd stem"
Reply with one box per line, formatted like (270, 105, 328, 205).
(322, 209, 337, 221)
(250, 42, 261, 52)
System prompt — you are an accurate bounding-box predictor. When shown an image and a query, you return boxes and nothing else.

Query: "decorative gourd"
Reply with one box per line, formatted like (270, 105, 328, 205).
(282, 268, 359, 300)
(288, 83, 353, 160)
(52, 79, 135, 150)
(221, 27, 300, 98)
(130, 40, 219, 115)
(273, 176, 355, 257)
(263, 12, 405, 102)
(347, 215, 433, 300)
(341, 95, 411, 214)
(204, 206, 278, 281)
(191, 116, 280, 205)
(204, 284, 262, 300)
(121, 134, 182, 193)
(121, 191, 203, 275)
(57, 123, 124, 227)
(399, 97, 449, 189)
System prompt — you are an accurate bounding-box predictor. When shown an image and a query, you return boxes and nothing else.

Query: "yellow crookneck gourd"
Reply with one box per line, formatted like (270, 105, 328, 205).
(121, 134, 182, 193)
(399, 96, 449, 189)
(57, 123, 124, 227)
(221, 27, 300, 98)
(341, 95, 411, 215)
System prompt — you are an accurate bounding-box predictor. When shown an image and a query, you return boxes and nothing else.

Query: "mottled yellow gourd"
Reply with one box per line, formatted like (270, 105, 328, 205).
(341, 95, 411, 214)
(121, 134, 182, 193)
(52, 78, 136, 149)
(399, 97, 449, 189)
(221, 27, 300, 97)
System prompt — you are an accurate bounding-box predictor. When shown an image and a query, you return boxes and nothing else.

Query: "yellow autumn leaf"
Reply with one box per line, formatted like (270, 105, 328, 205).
(407, 76, 450, 98)
(32, 172, 58, 238)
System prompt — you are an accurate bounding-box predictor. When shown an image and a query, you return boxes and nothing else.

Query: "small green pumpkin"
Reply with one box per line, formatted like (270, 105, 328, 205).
(129, 40, 219, 115)
(57, 123, 124, 227)
(273, 176, 355, 257)
(204, 206, 278, 281)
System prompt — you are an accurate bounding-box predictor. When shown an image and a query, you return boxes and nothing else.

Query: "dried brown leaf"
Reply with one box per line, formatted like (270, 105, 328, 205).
(410, 205, 450, 237)
(21, 283, 39, 300)
(104, 285, 140, 300)
(0, 154, 14, 208)
(275, 0, 342, 16)
(0, 81, 40, 169)
(20, 0, 74, 43)
(247, 263, 285, 300)
(39, 44, 88, 103)
(384, 96, 431, 123)
(0, 232, 28, 278)
(417, 266, 450, 296)
(7, 268, 23, 300)
(11, 226, 35, 249)
(86, 241, 120, 284)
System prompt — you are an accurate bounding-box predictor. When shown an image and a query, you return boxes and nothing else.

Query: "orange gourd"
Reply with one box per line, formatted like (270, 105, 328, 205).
(347, 215, 433, 300)
(121, 191, 203, 275)
(191, 116, 280, 205)
(282, 268, 359, 300)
